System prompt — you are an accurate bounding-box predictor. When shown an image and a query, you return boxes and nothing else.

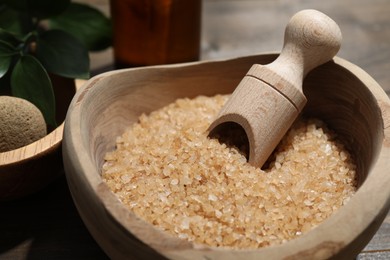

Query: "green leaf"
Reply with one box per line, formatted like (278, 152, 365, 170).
(0, 40, 17, 78)
(11, 55, 56, 127)
(35, 30, 90, 79)
(1, 0, 70, 19)
(49, 3, 112, 51)
(0, 28, 22, 46)
(0, 55, 12, 78)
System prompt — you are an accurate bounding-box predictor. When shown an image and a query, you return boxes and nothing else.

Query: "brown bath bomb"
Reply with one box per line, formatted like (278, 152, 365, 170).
(0, 96, 47, 152)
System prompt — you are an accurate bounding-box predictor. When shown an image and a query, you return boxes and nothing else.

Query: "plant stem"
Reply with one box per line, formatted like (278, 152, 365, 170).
(20, 31, 38, 55)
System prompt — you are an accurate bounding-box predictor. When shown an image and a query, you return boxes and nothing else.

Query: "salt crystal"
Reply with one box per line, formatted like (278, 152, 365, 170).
(194, 174, 202, 181)
(304, 199, 314, 206)
(215, 210, 222, 218)
(324, 143, 332, 154)
(120, 174, 131, 184)
(181, 175, 193, 185)
(275, 162, 282, 169)
(163, 167, 171, 176)
(208, 194, 218, 201)
(180, 218, 190, 230)
(170, 179, 179, 185)
(158, 193, 168, 203)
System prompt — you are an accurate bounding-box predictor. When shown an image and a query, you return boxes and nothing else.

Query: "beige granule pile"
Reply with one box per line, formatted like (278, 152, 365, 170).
(102, 95, 357, 249)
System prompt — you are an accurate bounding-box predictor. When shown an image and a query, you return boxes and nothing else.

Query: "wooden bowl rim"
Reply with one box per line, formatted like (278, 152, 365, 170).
(0, 119, 64, 166)
(64, 54, 390, 258)
(0, 80, 84, 166)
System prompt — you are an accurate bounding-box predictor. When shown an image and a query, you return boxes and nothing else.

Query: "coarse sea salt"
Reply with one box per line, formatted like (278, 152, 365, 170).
(102, 94, 357, 249)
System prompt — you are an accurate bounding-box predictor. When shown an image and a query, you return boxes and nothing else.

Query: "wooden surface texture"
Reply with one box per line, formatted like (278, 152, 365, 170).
(1, 0, 389, 259)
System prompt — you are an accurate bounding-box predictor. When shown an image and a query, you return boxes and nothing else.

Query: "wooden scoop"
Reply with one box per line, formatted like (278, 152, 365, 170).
(208, 9, 342, 168)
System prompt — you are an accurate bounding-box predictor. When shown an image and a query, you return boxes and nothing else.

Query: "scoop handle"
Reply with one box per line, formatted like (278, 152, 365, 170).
(257, 9, 342, 91)
(208, 9, 342, 168)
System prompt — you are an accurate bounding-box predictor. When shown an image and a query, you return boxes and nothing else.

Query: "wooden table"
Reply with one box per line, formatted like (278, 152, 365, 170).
(1, 0, 389, 259)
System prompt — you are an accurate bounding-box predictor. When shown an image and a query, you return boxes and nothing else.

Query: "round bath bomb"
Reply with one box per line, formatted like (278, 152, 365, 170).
(0, 96, 47, 152)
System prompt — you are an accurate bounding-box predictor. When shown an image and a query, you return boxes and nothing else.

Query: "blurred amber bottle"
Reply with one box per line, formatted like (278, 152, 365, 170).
(110, 0, 201, 68)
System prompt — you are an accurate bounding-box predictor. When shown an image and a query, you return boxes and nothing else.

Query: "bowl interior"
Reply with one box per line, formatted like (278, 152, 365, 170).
(67, 54, 389, 259)
(303, 62, 383, 186)
(82, 56, 383, 188)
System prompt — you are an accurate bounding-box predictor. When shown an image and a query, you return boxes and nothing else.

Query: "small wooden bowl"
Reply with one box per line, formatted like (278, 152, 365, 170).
(63, 54, 390, 259)
(0, 76, 80, 201)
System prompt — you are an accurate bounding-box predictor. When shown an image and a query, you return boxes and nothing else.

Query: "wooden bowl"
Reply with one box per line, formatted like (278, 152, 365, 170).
(0, 76, 80, 200)
(63, 54, 390, 259)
